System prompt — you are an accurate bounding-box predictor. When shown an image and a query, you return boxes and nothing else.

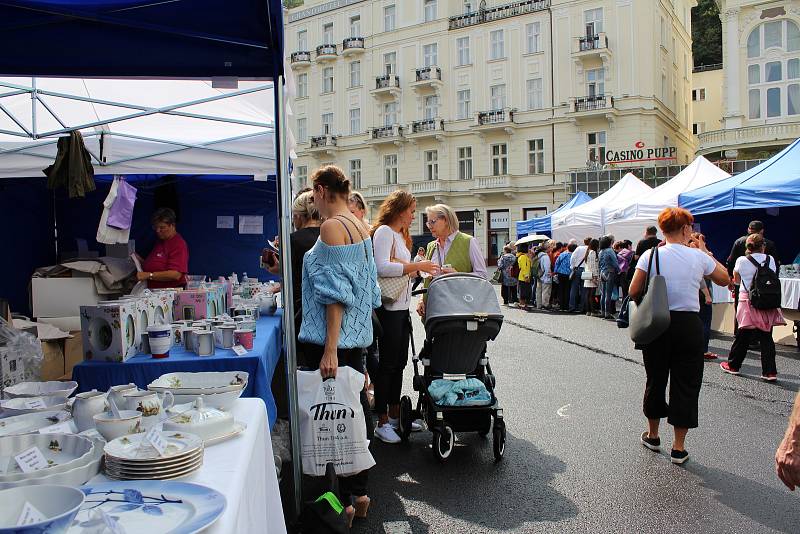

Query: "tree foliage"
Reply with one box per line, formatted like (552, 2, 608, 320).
(284, 0, 304, 7)
(692, 0, 723, 67)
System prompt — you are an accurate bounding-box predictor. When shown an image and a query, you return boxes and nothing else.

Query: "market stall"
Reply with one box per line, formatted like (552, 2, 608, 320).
(516, 191, 592, 239)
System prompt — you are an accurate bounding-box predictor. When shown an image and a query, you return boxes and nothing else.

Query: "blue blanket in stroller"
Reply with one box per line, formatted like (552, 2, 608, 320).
(428, 378, 492, 407)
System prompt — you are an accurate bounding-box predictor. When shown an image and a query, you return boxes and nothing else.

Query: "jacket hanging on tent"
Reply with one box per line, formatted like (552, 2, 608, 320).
(42, 131, 95, 198)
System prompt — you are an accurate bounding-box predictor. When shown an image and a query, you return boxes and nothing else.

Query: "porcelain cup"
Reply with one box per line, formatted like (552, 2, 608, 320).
(71, 390, 107, 432)
(122, 390, 174, 429)
(146, 324, 173, 358)
(196, 331, 215, 356)
(93, 410, 143, 441)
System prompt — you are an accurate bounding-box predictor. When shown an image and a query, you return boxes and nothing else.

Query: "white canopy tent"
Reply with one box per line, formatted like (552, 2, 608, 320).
(552, 173, 652, 243)
(0, 77, 277, 178)
(604, 156, 731, 242)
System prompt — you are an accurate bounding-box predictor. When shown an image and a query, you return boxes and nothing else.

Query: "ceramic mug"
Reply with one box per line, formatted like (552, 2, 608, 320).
(146, 324, 173, 358)
(234, 329, 254, 350)
(239, 319, 257, 338)
(108, 383, 137, 409)
(171, 323, 184, 346)
(122, 390, 174, 429)
(93, 410, 143, 441)
(196, 331, 215, 356)
(216, 324, 236, 349)
(71, 390, 107, 432)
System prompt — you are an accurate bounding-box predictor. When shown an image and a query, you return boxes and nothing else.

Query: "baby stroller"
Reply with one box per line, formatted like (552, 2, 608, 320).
(399, 272, 505, 462)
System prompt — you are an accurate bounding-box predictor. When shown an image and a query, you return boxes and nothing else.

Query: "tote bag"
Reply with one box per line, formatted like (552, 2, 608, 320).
(377, 239, 409, 304)
(629, 246, 671, 345)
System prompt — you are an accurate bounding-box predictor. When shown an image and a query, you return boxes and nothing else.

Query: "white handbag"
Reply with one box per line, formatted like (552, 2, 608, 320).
(377, 239, 409, 304)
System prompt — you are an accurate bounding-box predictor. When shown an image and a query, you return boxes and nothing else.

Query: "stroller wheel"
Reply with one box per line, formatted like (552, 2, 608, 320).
(398, 395, 413, 441)
(493, 421, 506, 462)
(432, 425, 455, 462)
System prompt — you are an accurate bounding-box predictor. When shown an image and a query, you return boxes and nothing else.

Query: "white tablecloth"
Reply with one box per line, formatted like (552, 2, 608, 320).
(782, 278, 800, 310)
(88, 398, 286, 534)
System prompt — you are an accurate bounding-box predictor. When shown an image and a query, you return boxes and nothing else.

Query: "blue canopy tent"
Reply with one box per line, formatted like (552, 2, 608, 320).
(679, 138, 800, 264)
(516, 191, 592, 238)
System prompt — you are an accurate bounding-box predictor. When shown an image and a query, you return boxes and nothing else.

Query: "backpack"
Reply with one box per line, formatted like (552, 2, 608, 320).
(744, 255, 781, 310)
(509, 256, 521, 278)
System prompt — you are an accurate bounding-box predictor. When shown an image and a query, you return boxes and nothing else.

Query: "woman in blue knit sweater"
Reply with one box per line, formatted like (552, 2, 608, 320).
(299, 165, 382, 523)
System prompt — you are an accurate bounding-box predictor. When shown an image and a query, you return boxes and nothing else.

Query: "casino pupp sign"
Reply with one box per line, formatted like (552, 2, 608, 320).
(605, 141, 677, 164)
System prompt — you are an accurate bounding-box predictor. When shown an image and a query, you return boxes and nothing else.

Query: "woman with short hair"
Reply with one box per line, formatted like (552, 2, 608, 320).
(137, 207, 189, 288)
(629, 207, 729, 465)
(497, 245, 519, 305)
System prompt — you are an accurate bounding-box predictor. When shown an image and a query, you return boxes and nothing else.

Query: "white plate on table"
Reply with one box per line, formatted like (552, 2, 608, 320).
(147, 371, 248, 395)
(3, 380, 77, 400)
(104, 431, 203, 462)
(0, 396, 67, 416)
(0, 410, 71, 437)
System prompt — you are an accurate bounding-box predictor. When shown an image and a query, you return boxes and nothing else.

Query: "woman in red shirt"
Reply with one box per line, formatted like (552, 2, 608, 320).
(137, 208, 189, 289)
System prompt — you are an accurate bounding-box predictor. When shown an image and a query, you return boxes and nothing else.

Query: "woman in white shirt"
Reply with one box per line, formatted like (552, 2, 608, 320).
(629, 207, 730, 465)
(721, 233, 785, 381)
(370, 191, 438, 444)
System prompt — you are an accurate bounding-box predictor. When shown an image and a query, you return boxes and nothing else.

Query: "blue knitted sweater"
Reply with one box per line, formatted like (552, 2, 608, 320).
(298, 236, 382, 348)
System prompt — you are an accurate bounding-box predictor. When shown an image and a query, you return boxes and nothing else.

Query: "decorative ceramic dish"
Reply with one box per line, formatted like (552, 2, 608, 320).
(162, 397, 234, 441)
(204, 422, 246, 446)
(147, 372, 248, 395)
(69, 481, 226, 534)
(104, 450, 202, 473)
(0, 396, 67, 416)
(0, 411, 71, 437)
(0, 443, 102, 490)
(0, 433, 94, 481)
(171, 389, 243, 411)
(0, 485, 85, 534)
(3, 381, 78, 400)
(104, 457, 203, 480)
(104, 431, 203, 462)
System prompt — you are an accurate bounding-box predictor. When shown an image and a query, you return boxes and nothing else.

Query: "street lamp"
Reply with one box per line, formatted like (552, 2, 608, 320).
(473, 208, 482, 225)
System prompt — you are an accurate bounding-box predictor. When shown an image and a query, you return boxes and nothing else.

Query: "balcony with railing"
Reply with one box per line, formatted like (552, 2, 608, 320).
(365, 184, 404, 198)
(448, 0, 550, 30)
(567, 95, 616, 121)
(368, 124, 404, 145)
(307, 134, 338, 156)
(290, 51, 311, 68)
(370, 74, 401, 98)
(697, 122, 800, 155)
(408, 118, 445, 139)
(411, 67, 443, 92)
(342, 37, 365, 56)
(315, 44, 338, 61)
(409, 180, 451, 196)
(473, 108, 515, 134)
(573, 33, 611, 60)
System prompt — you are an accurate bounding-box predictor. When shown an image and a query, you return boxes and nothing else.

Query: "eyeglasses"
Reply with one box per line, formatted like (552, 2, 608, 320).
(425, 217, 440, 228)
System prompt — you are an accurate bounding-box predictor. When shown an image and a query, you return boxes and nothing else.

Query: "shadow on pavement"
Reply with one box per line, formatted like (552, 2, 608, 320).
(687, 462, 800, 533)
(352, 430, 577, 533)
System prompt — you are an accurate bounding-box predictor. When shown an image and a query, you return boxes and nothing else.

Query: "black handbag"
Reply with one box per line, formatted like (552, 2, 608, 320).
(629, 246, 671, 344)
(616, 295, 630, 329)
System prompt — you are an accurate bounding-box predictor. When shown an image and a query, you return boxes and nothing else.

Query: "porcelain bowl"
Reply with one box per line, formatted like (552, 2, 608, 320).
(3, 381, 78, 400)
(147, 371, 248, 395)
(0, 485, 85, 533)
(93, 410, 143, 442)
(0, 396, 67, 416)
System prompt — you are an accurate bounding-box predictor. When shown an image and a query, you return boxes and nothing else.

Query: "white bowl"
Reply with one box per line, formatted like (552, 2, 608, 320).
(0, 445, 102, 490)
(3, 381, 78, 400)
(148, 371, 248, 395)
(0, 433, 95, 482)
(0, 485, 85, 534)
(0, 396, 67, 416)
(93, 410, 143, 442)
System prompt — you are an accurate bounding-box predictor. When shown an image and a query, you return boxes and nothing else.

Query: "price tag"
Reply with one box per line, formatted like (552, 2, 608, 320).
(14, 446, 49, 473)
(143, 427, 167, 456)
(232, 344, 248, 356)
(24, 398, 47, 410)
(16, 502, 47, 526)
(39, 421, 74, 435)
(0, 456, 10, 474)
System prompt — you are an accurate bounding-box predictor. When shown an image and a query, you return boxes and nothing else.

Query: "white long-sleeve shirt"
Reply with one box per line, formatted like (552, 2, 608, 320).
(372, 225, 412, 311)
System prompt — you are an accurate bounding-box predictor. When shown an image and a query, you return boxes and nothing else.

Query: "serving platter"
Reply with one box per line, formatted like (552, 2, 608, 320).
(0, 433, 94, 480)
(204, 422, 246, 446)
(0, 395, 67, 416)
(147, 372, 248, 395)
(3, 380, 78, 400)
(104, 431, 203, 462)
(0, 442, 102, 490)
(0, 410, 71, 437)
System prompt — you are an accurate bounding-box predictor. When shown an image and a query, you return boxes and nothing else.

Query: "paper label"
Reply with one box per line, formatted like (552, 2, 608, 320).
(39, 421, 74, 435)
(14, 446, 49, 473)
(232, 344, 248, 356)
(16, 502, 47, 526)
(24, 399, 47, 410)
(144, 427, 167, 456)
(0, 456, 10, 474)
(217, 215, 234, 229)
(238, 215, 264, 235)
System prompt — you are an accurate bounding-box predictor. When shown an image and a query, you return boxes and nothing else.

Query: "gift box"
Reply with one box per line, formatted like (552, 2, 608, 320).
(172, 286, 226, 321)
(80, 301, 140, 362)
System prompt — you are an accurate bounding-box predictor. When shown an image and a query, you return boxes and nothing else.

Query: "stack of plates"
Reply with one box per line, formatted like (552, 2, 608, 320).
(103, 431, 204, 480)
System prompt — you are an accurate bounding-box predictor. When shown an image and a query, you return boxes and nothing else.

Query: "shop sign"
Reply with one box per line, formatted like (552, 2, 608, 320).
(489, 211, 509, 230)
(605, 141, 677, 164)
(289, 0, 366, 22)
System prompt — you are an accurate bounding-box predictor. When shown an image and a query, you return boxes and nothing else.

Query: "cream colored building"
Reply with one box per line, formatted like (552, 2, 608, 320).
(286, 0, 696, 264)
(697, 1, 800, 158)
(691, 65, 723, 140)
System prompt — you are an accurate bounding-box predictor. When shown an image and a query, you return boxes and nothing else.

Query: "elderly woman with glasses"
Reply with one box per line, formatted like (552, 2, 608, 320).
(136, 207, 189, 289)
(417, 204, 487, 316)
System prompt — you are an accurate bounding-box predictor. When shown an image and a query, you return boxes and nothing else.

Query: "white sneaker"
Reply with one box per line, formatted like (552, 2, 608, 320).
(375, 423, 401, 444)
(389, 417, 424, 433)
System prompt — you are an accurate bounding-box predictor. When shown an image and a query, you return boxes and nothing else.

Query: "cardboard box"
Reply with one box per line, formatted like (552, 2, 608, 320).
(172, 287, 226, 321)
(40, 340, 65, 381)
(32, 277, 100, 318)
(64, 331, 84, 377)
(80, 302, 139, 362)
(37, 316, 82, 333)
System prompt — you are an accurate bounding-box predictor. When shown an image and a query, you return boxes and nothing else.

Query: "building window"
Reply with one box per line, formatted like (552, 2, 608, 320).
(490, 30, 504, 60)
(383, 52, 396, 75)
(457, 89, 471, 119)
(350, 15, 361, 37)
(524, 207, 547, 220)
(526, 22, 541, 53)
(322, 23, 334, 45)
(584, 8, 603, 36)
(528, 139, 544, 174)
(692, 122, 706, 135)
(423, 43, 438, 67)
(749, 88, 761, 119)
(349, 108, 361, 135)
(586, 68, 604, 96)
(321, 113, 333, 135)
(349, 159, 362, 189)
(587, 131, 606, 165)
(491, 143, 508, 176)
(384, 5, 396, 32)
(384, 101, 398, 126)
(297, 73, 308, 98)
(297, 117, 307, 143)
(456, 37, 470, 65)
(424, 150, 438, 180)
(296, 165, 308, 186)
(349, 61, 361, 87)
(424, 95, 439, 119)
(691, 88, 706, 101)
(458, 146, 472, 180)
(490, 84, 506, 110)
(661, 74, 667, 101)
(767, 87, 782, 117)
(746, 20, 800, 120)
(423, 0, 437, 22)
(297, 30, 307, 51)
(384, 154, 398, 184)
(789, 84, 800, 115)
(526, 78, 543, 110)
(322, 67, 334, 93)
(660, 16, 667, 48)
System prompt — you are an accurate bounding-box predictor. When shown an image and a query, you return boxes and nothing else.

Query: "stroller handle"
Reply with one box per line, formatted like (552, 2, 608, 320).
(411, 288, 428, 297)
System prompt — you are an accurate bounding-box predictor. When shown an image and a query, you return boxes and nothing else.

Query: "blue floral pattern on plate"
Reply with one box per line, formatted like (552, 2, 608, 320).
(68, 481, 226, 534)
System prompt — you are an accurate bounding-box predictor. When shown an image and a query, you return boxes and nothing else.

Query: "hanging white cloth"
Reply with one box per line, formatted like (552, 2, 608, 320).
(96, 177, 131, 244)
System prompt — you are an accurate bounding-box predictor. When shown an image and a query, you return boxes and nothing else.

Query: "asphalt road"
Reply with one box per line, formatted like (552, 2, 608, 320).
(353, 290, 800, 534)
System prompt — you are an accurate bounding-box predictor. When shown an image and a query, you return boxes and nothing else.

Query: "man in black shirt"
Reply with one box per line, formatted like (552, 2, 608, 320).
(634, 226, 661, 262)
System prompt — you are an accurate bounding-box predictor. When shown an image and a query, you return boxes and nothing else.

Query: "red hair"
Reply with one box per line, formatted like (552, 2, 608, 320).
(657, 207, 694, 234)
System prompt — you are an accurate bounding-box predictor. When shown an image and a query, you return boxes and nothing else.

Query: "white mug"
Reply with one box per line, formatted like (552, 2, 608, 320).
(122, 390, 174, 429)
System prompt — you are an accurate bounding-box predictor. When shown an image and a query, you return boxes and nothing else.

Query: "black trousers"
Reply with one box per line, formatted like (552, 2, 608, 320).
(303, 344, 370, 500)
(374, 307, 411, 416)
(727, 328, 777, 375)
(501, 284, 517, 304)
(557, 274, 571, 310)
(641, 311, 704, 429)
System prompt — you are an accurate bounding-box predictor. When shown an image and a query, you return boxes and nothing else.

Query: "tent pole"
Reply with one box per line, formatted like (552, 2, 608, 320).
(276, 74, 303, 517)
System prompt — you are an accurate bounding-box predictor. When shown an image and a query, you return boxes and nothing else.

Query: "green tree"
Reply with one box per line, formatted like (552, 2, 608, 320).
(284, 0, 304, 7)
(692, 0, 723, 67)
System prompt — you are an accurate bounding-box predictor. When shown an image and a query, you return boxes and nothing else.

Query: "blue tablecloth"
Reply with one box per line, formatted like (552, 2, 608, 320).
(72, 313, 284, 428)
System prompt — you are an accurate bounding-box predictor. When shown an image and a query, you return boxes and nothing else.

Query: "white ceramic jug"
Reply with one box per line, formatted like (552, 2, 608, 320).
(71, 390, 108, 432)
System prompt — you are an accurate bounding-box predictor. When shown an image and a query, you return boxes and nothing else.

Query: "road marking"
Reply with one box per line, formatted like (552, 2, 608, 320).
(384, 521, 412, 534)
(557, 403, 571, 418)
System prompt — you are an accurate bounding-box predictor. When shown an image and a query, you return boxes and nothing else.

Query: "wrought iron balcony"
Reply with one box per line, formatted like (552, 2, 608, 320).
(315, 44, 338, 61)
(415, 67, 441, 82)
(290, 51, 311, 66)
(448, 0, 549, 30)
(342, 37, 365, 55)
(578, 34, 607, 52)
(310, 135, 337, 148)
(572, 95, 614, 113)
(477, 109, 513, 125)
(368, 124, 404, 144)
(410, 118, 445, 135)
(375, 74, 400, 90)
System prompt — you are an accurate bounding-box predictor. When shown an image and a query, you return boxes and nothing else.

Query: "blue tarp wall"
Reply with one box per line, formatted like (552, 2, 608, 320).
(516, 191, 592, 238)
(0, 175, 278, 316)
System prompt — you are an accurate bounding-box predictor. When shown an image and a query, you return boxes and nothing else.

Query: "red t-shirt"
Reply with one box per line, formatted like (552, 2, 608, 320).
(142, 233, 189, 289)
